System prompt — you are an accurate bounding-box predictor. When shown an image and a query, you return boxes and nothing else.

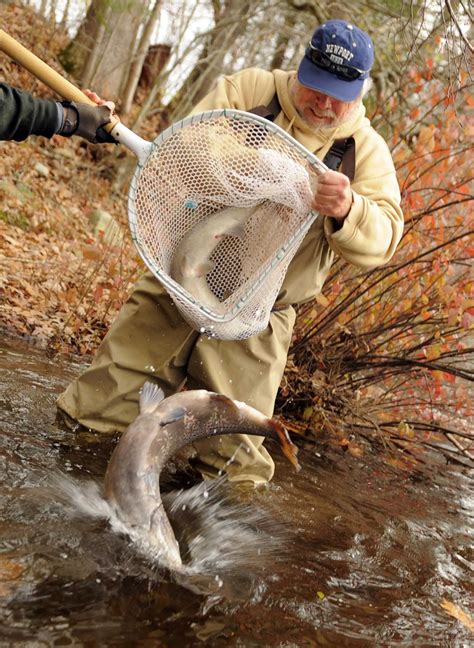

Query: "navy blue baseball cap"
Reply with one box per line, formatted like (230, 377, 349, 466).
(297, 20, 374, 102)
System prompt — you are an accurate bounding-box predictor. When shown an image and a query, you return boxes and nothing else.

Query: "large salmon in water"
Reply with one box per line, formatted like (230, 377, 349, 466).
(104, 383, 300, 571)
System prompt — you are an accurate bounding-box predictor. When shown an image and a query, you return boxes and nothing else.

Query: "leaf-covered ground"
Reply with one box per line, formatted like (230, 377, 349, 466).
(1, 4, 144, 355)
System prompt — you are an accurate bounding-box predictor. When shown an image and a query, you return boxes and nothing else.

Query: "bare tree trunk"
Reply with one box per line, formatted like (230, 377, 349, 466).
(39, 0, 48, 20)
(49, 0, 57, 25)
(60, 0, 148, 101)
(130, 0, 202, 130)
(81, 18, 108, 88)
(85, 1, 148, 101)
(270, 10, 297, 70)
(169, 0, 251, 118)
(121, 0, 163, 115)
(59, 0, 108, 76)
(60, 0, 73, 31)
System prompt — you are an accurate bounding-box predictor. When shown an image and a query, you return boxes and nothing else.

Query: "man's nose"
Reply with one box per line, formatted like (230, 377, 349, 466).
(313, 92, 332, 108)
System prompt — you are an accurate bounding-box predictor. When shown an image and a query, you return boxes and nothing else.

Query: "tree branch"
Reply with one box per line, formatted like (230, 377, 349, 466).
(445, 0, 474, 53)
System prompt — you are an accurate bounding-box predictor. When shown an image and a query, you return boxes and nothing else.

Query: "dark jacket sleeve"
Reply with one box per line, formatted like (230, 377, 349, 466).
(0, 83, 60, 141)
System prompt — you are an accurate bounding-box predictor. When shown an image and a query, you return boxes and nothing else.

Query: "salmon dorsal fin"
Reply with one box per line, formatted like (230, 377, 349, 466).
(139, 382, 165, 414)
(225, 222, 246, 239)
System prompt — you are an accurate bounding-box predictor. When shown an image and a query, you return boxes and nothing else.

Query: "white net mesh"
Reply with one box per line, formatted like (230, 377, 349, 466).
(128, 110, 325, 340)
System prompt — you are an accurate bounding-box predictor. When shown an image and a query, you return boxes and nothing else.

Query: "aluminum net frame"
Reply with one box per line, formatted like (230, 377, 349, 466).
(128, 109, 327, 340)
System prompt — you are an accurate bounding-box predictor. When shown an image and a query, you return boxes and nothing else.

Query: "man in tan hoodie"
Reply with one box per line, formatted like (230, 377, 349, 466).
(57, 20, 404, 484)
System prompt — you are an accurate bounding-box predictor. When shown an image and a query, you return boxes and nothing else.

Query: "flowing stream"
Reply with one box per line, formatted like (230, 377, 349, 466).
(0, 337, 472, 646)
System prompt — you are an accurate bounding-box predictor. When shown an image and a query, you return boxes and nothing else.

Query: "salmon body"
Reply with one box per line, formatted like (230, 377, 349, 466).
(169, 205, 254, 309)
(104, 383, 299, 571)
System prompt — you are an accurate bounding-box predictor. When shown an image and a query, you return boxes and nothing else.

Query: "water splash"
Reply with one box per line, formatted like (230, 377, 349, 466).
(164, 479, 286, 575)
(49, 471, 286, 587)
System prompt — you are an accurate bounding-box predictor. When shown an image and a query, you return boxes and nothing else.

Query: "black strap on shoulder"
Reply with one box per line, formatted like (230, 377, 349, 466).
(248, 93, 281, 122)
(323, 136, 355, 181)
(249, 93, 356, 181)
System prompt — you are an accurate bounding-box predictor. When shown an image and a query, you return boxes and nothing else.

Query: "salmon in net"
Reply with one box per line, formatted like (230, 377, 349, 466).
(128, 109, 327, 340)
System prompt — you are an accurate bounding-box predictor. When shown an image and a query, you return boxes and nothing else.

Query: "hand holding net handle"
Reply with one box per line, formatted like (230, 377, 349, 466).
(0, 28, 119, 130)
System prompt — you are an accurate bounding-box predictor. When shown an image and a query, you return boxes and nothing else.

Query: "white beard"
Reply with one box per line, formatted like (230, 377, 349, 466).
(300, 101, 360, 129)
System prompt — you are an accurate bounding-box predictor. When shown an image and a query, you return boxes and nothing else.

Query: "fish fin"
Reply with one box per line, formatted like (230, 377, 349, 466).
(160, 407, 187, 427)
(193, 260, 215, 277)
(269, 419, 301, 471)
(182, 258, 214, 278)
(139, 382, 166, 414)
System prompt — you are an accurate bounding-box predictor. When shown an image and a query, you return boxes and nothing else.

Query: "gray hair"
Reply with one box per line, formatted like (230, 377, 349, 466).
(361, 77, 373, 97)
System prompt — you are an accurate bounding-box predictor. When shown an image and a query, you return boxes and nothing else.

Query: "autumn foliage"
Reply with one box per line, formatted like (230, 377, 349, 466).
(0, 4, 144, 354)
(279, 64, 473, 465)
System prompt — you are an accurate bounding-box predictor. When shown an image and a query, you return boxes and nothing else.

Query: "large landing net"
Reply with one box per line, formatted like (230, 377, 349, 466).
(128, 109, 326, 340)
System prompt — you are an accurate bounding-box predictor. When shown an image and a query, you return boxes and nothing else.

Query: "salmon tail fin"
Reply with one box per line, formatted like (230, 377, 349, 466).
(183, 259, 214, 278)
(269, 419, 301, 471)
(139, 382, 166, 415)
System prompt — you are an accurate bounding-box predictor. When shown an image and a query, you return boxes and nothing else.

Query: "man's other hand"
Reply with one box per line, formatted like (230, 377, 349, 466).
(313, 170, 353, 221)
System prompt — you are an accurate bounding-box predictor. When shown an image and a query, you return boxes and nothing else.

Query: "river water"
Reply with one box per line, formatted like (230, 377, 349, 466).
(0, 337, 472, 646)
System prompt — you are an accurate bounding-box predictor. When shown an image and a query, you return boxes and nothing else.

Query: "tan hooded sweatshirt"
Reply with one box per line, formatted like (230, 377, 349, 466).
(191, 67, 404, 305)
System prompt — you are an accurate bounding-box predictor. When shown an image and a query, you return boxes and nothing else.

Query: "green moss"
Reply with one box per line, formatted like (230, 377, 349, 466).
(0, 209, 30, 230)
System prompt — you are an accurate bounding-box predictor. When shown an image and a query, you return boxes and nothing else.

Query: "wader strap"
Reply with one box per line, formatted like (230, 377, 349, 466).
(323, 136, 356, 181)
(249, 93, 356, 181)
(271, 302, 289, 312)
(248, 93, 282, 122)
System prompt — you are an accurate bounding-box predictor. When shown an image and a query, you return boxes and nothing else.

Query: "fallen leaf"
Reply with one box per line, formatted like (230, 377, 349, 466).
(348, 444, 364, 458)
(81, 245, 103, 261)
(316, 293, 329, 307)
(440, 599, 474, 631)
(0, 557, 25, 581)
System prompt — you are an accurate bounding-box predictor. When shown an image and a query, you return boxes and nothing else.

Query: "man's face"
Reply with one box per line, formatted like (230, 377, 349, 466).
(290, 78, 361, 128)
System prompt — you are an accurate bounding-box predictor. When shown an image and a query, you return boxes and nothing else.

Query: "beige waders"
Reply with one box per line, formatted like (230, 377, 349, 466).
(57, 271, 296, 484)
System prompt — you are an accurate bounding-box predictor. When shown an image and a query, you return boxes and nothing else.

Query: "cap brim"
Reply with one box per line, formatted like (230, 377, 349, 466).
(297, 57, 364, 102)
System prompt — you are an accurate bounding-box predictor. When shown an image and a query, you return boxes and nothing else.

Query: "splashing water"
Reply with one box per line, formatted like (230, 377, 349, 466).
(164, 479, 287, 575)
(3, 339, 472, 645)
(49, 471, 286, 588)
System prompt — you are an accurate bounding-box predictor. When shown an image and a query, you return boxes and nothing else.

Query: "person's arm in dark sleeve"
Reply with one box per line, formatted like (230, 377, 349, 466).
(0, 83, 115, 143)
(0, 83, 60, 141)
